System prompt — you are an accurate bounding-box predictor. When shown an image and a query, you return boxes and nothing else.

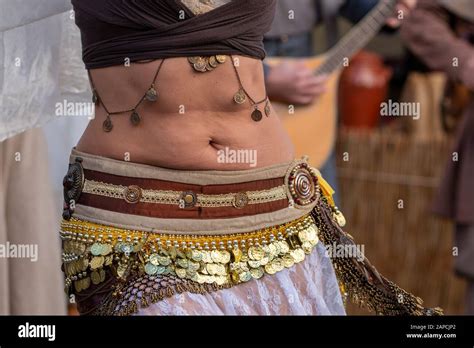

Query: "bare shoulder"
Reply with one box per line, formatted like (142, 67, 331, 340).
(180, 0, 232, 15)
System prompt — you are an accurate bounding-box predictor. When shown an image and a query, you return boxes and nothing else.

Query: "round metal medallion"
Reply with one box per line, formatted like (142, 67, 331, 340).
(233, 192, 249, 209)
(124, 185, 142, 204)
(284, 160, 320, 208)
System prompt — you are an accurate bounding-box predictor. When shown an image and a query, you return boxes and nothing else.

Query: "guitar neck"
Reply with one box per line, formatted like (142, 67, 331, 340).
(315, 0, 397, 76)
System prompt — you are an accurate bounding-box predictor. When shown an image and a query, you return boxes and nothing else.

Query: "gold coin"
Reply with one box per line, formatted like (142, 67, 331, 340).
(194, 60, 207, 72)
(208, 55, 218, 68)
(201, 251, 212, 263)
(290, 249, 305, 263)
(279, 241, 290, 254)
(232, 248, 243, 263)
(156, 265, 166, 275)
(175, 267, 187, 279)
(272, 258, 284, 272)
(259, 256, 270, 266)
(191, 250, 203, 262)
(99, 268, 106, 282)
(282, 254, 295, 268)
(205, 275, 215, 284)
(250, 267, 264, 279)
(168, 247, 177, 260)
(205, 263, 214, 275)
(91, 270, 101, 285)
(186, 268, 197, 277)
(176, 249, 186, 259)
(104, 255, 113, 266)
(334, 210, 347, 227)
(117, 263, 128, 278)
(74, 280, 82, 293)
(248, 246, 265, 261)
(302, 241, 313, 254)
(219, 250, 231, 264)
(90, 243, 102, 256)
(215, 276, 227, 286)
(233, 89, 247, 104)
(158, 255, 171, 266)
(298, 230, 309, 243)
(239, 271, 252, 282)
(187, 56, 200, 64)
(90, 256, 104, 270)
(215, 55, 227, 63)
(149, 253, 160, 266)
(215, 264, 227, 276)
(177, 258, 189, 269)
(211, 250, 222, 263)
(188, 261, 200, 271)
(82, 277, 91, 291)
(81, 258, 89, 272)
(196, 274, 206, 284)
(264, 263, 276, 275)
(101, 244, 113, 256)
(248, 260, 261, 269)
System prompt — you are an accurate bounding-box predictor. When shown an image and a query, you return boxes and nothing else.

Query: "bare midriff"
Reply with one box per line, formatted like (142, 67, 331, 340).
(76, 55, 294, 170)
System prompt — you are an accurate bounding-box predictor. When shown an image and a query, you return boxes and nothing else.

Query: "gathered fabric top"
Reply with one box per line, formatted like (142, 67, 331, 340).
(71, 0, 276, 69)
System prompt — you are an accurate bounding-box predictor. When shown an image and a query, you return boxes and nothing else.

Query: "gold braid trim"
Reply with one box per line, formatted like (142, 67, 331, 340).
(311, 198, 443, 316)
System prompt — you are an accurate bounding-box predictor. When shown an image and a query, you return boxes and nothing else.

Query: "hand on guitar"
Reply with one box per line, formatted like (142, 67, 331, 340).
(266, 61, 329, 105)
(386, 0, 417, 28)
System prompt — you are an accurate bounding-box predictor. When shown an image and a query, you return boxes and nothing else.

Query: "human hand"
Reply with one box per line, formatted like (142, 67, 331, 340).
(386, 0, 417, 28)
(266, 61, 329, 105)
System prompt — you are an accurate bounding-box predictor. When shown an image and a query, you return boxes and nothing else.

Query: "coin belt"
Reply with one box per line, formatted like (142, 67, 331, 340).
(82, 179, 288, 208)
(60, 213, 320, 294)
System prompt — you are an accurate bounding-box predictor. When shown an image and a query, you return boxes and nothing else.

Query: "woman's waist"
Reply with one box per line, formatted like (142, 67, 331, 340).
(76, 111, 294, 170)
(62, 148, 323, 229)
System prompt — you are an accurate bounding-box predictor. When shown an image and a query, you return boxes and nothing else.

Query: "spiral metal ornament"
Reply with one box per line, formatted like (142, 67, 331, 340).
(62, 158, 85, 219)
(285, 160, 320, 208)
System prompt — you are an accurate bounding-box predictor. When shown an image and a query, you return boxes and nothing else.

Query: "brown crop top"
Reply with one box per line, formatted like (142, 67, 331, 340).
(71, 0, 277, 69)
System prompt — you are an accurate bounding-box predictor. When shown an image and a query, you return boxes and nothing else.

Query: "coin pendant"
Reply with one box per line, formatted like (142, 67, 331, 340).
(145, 86, 158, 102)
(102, 115, 113, 132)
(130, 111, 141, 126)
(176, 267, 187, 278)
(215, 55, 227, 63)
(233, 89, 247, 104)
(264, 101, 271, 117)
(145, 262, 158, 275)
(90, 243, 102, 256)
(92, 90, 99, 105)
(91, 270, 101, 285)
(250, 267, 264, 279)
(208, 56, 218, 68)
(251, 108, 263, 122)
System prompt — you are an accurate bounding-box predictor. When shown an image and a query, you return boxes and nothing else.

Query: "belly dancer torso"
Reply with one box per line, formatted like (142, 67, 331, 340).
(76, 55, 294, 170)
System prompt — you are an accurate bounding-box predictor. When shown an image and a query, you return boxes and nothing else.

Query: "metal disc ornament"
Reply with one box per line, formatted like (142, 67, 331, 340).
(130, 111, 141, 126)
(103, 115, 113, 132)
(145, 86, 158, 102)
(251, 108, 263, 122)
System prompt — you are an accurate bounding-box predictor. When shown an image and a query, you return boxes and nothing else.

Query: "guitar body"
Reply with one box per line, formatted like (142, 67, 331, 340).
(266, 55, 340, 168)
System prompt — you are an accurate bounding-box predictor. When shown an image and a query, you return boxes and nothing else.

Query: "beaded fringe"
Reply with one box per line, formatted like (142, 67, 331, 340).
(92, 277, 232, 316)
(311, 198, 443, 316)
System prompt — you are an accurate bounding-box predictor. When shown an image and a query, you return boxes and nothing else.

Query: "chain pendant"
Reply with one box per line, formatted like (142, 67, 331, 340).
(103, 115, 113, 132)
(233, 88, 247, 104)
(145, 86, 158, 102)
(264, 99, 271, 117)
(130, 110, 141, 126)
(251, 107, 263, 122)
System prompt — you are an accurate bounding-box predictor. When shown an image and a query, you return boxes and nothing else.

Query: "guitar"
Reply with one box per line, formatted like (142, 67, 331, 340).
(266, 0, 397, 167)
